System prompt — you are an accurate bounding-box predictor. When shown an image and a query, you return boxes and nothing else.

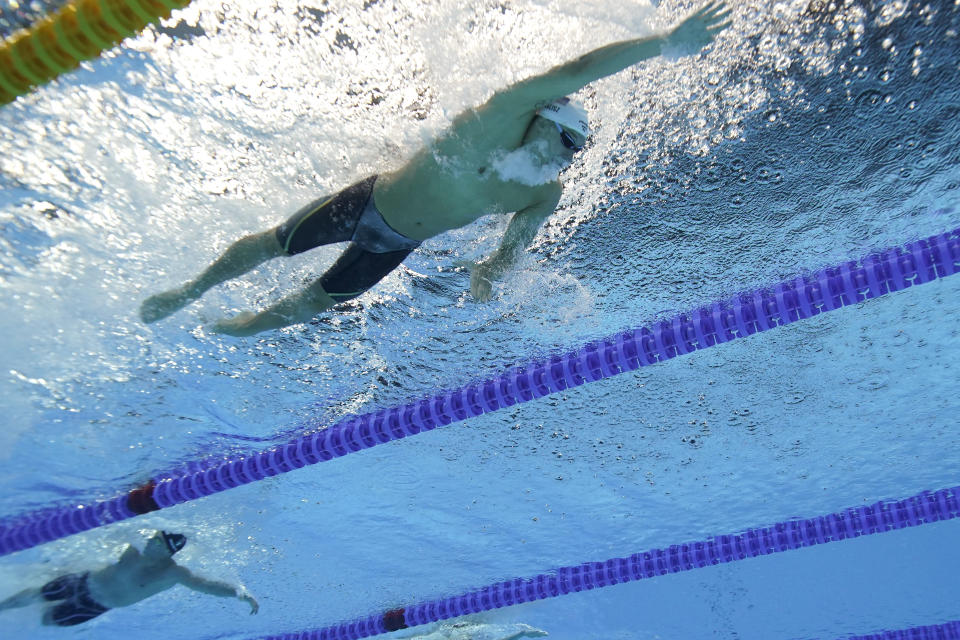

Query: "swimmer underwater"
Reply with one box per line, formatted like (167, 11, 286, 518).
(0, 531, 258, 627)
(140, 2, 731, 336)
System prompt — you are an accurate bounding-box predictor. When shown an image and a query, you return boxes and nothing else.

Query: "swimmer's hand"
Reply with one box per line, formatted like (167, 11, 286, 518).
(210, 311, 260, 337)
(239, 593, 259, 615)
(662, 1, 732, 58)
(469, 261, 497, 302)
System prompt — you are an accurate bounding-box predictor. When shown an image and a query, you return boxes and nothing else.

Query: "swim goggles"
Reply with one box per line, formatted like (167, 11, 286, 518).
(161, 531, 187, 554)
(555, 122, 584, 152)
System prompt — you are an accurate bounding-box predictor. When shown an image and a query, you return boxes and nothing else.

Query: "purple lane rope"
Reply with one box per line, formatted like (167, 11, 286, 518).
(1, 227, 958, 556)
(844, 619, 960, 640)
(250, 485, 960, 640)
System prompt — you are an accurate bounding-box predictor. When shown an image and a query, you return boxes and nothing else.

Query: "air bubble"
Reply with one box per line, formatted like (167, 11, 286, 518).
(854, 89, 884, 117)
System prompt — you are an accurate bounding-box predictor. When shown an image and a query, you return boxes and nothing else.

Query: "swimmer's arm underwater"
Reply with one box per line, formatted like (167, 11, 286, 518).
(470, 189, 561, 302)
(174, 567, 259, 614)
(485, 2, 731, 114)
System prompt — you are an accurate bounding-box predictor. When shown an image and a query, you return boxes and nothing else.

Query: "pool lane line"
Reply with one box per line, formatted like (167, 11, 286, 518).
(0, 227, 957, 556)
(248, 485, 960, 640)
(845, 619, 960, 640)
(0, 0, 194, 107)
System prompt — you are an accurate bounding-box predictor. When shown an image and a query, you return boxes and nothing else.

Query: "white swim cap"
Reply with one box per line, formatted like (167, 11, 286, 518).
(537, 97, 589, 140)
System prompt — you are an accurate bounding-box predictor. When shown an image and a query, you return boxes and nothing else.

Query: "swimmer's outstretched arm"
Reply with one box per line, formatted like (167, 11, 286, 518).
(487, 2, 731, 114)
(470, 188, 561, 302)
(174, 567, 259, 614)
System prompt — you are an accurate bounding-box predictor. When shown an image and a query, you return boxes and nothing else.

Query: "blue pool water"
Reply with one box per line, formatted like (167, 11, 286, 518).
(1, 1, 958, 639)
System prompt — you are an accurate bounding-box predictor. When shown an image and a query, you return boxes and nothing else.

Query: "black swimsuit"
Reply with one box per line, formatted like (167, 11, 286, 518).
(275, 176, 421, 302)
(41, 573, 109, 626)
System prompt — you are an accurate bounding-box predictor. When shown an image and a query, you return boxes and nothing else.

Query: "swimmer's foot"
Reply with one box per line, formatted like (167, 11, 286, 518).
(210, 311, 260, 337)
(140, 286, 199, 323)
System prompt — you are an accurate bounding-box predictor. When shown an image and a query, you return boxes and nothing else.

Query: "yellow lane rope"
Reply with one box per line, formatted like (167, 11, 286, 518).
(0, 0, 192, 106)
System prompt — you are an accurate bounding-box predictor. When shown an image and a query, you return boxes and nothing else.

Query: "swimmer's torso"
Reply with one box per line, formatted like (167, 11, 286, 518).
(374, 106, 561, 240)
(86, 547, 181, 608)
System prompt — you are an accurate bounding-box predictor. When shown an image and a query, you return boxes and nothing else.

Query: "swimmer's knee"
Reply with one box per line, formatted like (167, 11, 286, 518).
(262, 228, 287, 257)
(265, 227, 292, 257)
(236, 229, 286, 260)
(305, 280, 339, 307)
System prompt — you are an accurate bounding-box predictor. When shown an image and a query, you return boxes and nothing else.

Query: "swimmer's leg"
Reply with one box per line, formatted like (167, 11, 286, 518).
(211, 245, 413, 337)
(140, 229, 285, 324)
(211, 277, 339, 336)
(41, 607, 59, 626)
(0, 586, 44, 612)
